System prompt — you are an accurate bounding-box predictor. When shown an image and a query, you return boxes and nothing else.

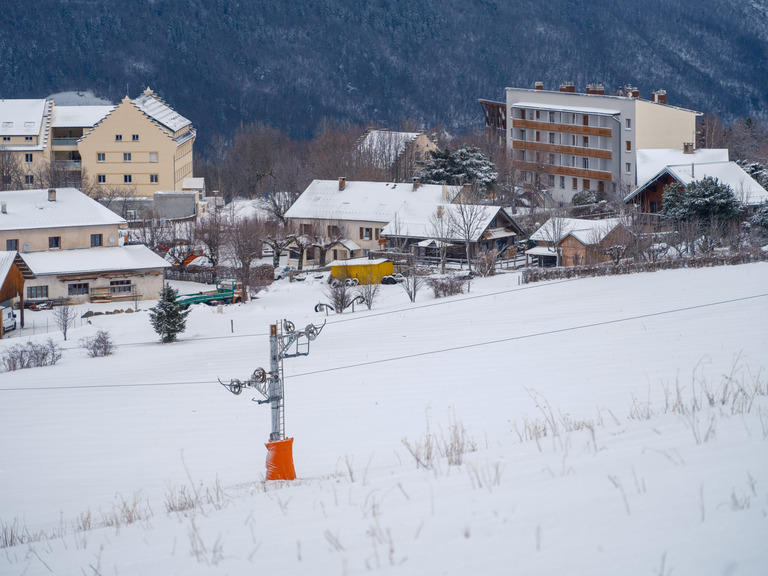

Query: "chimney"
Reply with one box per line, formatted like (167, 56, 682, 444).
(586, 83, 605, 95)
(559, 81, 575, 93)
(683, 142, 694, 154)
(338, 177, 346, 191)
(534, 81, 544, 90)
(48, 188, 57, 202)
(652, 89, 667, 104)
(412, 177, 420, 190)
(1, 201, 6, 214)
(625, 86, 640, 99)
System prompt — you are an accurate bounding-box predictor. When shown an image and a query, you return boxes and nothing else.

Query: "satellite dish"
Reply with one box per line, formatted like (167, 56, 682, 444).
(22, 243, 30, 252)
(109, 235, 116, 243)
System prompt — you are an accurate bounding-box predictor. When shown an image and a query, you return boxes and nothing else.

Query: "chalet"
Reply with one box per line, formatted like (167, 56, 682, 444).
(529, 217, 631, 267)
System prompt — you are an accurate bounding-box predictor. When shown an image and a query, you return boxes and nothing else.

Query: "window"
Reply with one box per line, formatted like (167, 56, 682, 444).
(572, 178, 578, 190)
(97, 153, 105, 162)
(91, 234, 103, 247)
(625, 162, 632, 174)
(549, 133, 555, 144)
(520, 129, 526, 142)
(300, 223, 312, 235)
(132, 134, 139, 141)
(535, 110, 541, 120)
(327, 225, 341, 237)
(97, 174, 106, 183)
(583, 179, 591, 190)
(24, 153, 33, 163)
(150, 174, 158, 184)
(582, 136, 589, 148)
(124, 174, 132, 183)
(549, 154, 555, 165)
(548, 175, 555, 187)
(6, 239, 18, 251)
(559, 176, 565, 189)
(49, 236, 61, 249)
(626, 140, 631, 152)
(123, 153, 131, 162)
(149, 152, 158, 163)
(535, 131, 541, 142)
(68, 283, 89, 296)
(25, 174, 34, 185)
(625, 118, 632, 130)
(582, 115, 589, 126)
(115, 134, 122, 141)
(582, 158, 589, 169)
(1, 136, 9, 142)
(359, 227, 372, 240)
(110, 280, 131, 294)
(27, 285, 48, 299)
(25, 136, 33, 142)
(650, 201, 659, 213)
(549, 112, 555, 123)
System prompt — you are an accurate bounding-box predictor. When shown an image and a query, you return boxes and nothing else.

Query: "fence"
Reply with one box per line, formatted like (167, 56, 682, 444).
(521, 250, 768, 284)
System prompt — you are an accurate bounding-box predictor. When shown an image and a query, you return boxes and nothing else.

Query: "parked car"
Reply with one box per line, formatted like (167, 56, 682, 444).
(274, 265, 297, 280)
(1, 306, 17, 332)
(381, 273, 406, 285)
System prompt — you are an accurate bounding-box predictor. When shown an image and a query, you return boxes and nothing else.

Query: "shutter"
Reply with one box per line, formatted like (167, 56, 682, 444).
(359, 227, 364, 239)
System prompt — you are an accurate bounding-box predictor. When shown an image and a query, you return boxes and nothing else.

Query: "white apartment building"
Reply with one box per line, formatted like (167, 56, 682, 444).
(481, 82, 701, 205)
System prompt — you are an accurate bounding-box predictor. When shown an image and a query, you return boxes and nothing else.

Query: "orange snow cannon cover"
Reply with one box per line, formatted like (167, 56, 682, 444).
(265, 437, 296, 481)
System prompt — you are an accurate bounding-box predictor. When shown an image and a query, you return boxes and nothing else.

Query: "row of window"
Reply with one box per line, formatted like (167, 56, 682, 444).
(359, 227, 382, 241)
(27, 280, 132, 299)
(517, 109, 633, 131)
(6, 235, 105, 251)
(2, 136, 34, 142)
(115, 134, 140, 142)
(97, 152, 159, 162)
(97, 174, 158, 184)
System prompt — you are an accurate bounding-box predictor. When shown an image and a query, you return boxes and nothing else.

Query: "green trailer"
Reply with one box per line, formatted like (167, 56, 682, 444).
(176, 280, 244, 308)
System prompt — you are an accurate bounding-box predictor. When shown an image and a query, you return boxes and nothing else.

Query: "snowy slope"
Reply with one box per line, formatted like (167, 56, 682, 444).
(1, 264, 767, 575)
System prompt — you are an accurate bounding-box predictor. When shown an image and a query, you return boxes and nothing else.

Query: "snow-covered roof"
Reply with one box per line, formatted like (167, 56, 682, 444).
(0, 99, 48, 136)
(0, 251, 18, 286)
(132, 89, 191, 133)
(524, 245, 558, 257)
(513, 102, 621, 116)
(0, 188, 126, 231)
(183, 177, 205, 191)
(359, 130, 421, 168)
(530, 218, 622, 245)
(382, 202, 506, 242)
(636, 148, 729, 185)
(626, 161, 768, 206)
(20, 245, 170, 276)
(286, 180, 456, 223)
(51, 105, 114, 128)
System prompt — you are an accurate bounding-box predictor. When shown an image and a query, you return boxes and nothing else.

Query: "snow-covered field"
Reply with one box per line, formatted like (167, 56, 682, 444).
(1, 264, 767, 575)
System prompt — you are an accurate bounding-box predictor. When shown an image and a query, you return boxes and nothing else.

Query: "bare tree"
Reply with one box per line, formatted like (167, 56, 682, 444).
(291, 233, 313, 270)
(90, 184, 139, 219)
(262, 219, 296, 269)
(194, 206, 226, 275)
(537, 211, 569, 266)
(428, 206, 453, 274)
(225, 217, 263, 300)
(354, 265, 381, 310)
(310, 222, 347, 267)
(53, 305, 78, 341)
(447, 187, 489, 273)
(165, 220, 198, 268)
(0, 148, 24, 191)
(401, 268, 426, 303)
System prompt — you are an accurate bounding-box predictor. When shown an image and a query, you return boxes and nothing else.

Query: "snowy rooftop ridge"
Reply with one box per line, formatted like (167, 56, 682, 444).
(132, 88, 191, 133)
(52, 105, 115, 128)
(382, 202, 507, 242)
(285, 179, 458, 224)
(0, 188, 126, 232)
(0, 99, 48, 136)
(635, 148, 730, 186)
(20, 244, 170, 276)
(530, 217, 622, 244)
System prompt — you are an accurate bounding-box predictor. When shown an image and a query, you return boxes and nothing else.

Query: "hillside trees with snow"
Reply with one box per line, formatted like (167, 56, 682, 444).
(417, 146, 497, 192)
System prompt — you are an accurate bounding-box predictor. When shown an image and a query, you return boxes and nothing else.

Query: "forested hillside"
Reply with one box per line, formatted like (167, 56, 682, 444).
(2, 0, 767, 150)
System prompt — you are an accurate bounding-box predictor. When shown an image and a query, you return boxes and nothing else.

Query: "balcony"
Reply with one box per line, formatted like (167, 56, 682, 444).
(53, 160, 82, 170)
(52, 138, 79, 147)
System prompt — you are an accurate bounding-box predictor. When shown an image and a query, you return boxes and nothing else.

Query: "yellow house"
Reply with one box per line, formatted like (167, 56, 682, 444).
(79, 88, 195, 197)
(0, 99, 54, 189)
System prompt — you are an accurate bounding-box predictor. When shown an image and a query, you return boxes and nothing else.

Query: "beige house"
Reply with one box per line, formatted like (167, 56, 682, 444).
(0, 88, 195, 201)
(284, 178, 458, 267)
(481, 82, 701, 205)
(358, 129, 439, 182)
(0, 187, 169, 303)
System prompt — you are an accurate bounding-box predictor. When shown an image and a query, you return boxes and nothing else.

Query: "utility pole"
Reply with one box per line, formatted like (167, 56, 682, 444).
(220, 319, 325, 480)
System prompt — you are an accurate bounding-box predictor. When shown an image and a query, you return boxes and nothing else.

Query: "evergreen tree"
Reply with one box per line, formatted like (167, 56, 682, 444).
(661, 177, 742, 223)
(417, 146, 497, 191)
(149, 284, 190, 343)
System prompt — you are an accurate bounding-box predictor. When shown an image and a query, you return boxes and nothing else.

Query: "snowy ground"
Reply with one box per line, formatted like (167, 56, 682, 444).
(1, 264, 767, 575)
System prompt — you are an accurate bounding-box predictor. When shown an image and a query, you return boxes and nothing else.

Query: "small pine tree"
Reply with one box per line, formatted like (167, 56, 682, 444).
(149, 284, 190, 343)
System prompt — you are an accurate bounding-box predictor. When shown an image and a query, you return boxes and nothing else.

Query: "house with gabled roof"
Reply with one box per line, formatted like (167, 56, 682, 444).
(0, 187, 169, 304)
(0, 98, 54, 188)
(78, 87, 196, 198)
(358, 129, 439, 182)
(284, 177, 459, 266)
(528, 217, 631, 267)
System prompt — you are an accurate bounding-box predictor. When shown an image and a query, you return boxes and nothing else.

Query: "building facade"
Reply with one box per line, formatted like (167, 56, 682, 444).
(481, 82, 701, 206)
(0, 88, 195, 199)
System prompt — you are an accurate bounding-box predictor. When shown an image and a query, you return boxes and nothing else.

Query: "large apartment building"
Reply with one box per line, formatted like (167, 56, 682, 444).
(1, 88, 195, 198)
(480, 82, 701, 205)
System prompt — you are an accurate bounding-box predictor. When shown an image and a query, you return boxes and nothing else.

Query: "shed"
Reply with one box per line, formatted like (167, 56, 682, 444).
(327, 258, 393, 284)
